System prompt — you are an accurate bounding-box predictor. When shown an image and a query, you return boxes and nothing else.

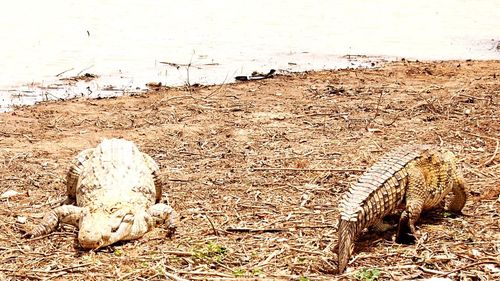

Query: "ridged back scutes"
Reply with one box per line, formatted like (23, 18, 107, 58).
(77, 138, 157, 207)
(91, 139, 139, 191)
(66, 148, 94, 199)
(338, 145, 430, 226)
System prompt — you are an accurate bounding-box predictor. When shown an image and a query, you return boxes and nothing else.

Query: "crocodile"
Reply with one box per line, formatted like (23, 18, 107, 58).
(27, 138, 176, 249)
(336, 145, 467, 273)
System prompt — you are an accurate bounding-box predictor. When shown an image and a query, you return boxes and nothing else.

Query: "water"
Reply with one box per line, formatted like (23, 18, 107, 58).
(1, 0, 499, 111)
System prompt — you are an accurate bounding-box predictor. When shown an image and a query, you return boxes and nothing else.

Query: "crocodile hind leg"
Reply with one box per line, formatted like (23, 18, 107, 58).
(396, 168, 426, 244)
(141, 153, 162, 203)
(447, 173, 467, 213)
(148, 203, 177, 236)
(27, 205, 84, 237)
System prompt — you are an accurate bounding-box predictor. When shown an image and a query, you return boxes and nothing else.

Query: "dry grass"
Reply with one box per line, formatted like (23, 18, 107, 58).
(0, 60, 499, 280)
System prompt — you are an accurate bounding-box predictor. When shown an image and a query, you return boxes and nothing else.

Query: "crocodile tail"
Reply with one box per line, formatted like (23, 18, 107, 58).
(337, 219, 356, 273)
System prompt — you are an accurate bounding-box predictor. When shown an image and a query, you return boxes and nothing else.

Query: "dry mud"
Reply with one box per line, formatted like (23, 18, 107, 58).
(0, 60, 499, 280)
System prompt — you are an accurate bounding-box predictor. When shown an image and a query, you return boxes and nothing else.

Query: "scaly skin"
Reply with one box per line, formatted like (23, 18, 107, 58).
(337, 145, 467, 273)
(27, 138, 177, 249)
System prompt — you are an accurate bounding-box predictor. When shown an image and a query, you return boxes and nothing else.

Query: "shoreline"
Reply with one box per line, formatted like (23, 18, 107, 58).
(3, 57, 498, 113)
(0, 54, 390, 113)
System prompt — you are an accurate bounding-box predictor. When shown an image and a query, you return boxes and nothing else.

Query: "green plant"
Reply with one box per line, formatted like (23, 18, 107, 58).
(193, 241, 227, 263)
(298, 277, 310, 281)
(355, 268, 381, 281)
(113, 249, 124, 256)
(252, 267, 264, 276)
(232, 268, 246, 277)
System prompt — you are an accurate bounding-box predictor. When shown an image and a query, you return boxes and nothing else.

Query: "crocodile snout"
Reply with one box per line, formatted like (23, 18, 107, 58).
(78, 228, 105, 249)
(78, 211, 113, 249)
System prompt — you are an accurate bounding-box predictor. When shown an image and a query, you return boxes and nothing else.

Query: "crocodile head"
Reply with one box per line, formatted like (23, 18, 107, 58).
(78, 208, 135, 249)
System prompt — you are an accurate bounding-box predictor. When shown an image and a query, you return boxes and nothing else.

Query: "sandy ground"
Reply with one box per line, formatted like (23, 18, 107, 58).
(0, 60, 499, 280)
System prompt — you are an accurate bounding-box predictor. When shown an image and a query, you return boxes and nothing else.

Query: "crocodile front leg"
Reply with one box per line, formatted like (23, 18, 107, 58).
(119, 204, 177, 242)
(103, 214, 135, 247)
(28, 205, 84, 237)
(396, 168, 426, 244)
(114, 210, 152, 242)
(148, 203, 177, 236)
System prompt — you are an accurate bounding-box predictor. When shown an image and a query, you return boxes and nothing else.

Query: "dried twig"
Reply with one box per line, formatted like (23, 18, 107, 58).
(177, 271, 233, 278)
(225, 227, 286, 233)
(441, 259, 500, 276)
(482, 139, 499, 166)
(164, 271, 190, 281)
(257, 248, 286, 267)
(204, 214, 219, 236)
(55, 68, 74, 77)
(162, 250, 193, 257)
(295, 112, 348, 118)
(251, 167, 364, 172)
(419, 266, 448, 275)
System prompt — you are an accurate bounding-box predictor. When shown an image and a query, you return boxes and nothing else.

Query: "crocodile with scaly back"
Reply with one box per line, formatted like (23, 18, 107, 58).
(27, 138, 176, 249)
(336, 145, 467, 273)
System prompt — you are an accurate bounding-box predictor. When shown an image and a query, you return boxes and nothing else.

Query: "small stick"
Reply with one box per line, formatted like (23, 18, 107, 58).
(294, 224, 337, 229)
(160, 61, 187, 68)
(55, 68, 74, 77)
(117, 269, 143, 280)
(257, 248, 285, 267)
(157, 94, 200, 105)
(419, 266, 448, 275)
(251, 167, 364, 172)
(167, 178, 192, 182)
(295, 112, 348, 118)
(76, 64, 94, 76)
(164, 271, 190, 281)
(162, 250, 193, 257)
(225, 227, 286, 233)
(190, 276, 274, 281)
(441, 260, 500, 276)
(204, 74, 229, 99)
(482, 139, 499, 167)
(27, 262, 93, 273)
(289, 247, 324, 255)
(204, 214, 219, 236)
(462, 131, 499, 141)
(176, 271, 233, 277)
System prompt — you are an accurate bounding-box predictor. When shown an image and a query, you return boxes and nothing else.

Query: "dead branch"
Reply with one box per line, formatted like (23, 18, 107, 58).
(225, 227, 287, 233)
(482, 139, 499, 166)
(251, 167, 364, 172)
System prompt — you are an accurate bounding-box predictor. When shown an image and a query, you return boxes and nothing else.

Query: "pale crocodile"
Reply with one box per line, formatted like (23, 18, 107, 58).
(27, 138, 176, 249)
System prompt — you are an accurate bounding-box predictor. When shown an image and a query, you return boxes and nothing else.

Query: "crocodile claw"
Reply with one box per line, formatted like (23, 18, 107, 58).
(165, 224, 177, 238)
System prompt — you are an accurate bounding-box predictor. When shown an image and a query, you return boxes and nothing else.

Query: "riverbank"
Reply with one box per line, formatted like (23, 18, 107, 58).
(0, 60, 499, 280)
